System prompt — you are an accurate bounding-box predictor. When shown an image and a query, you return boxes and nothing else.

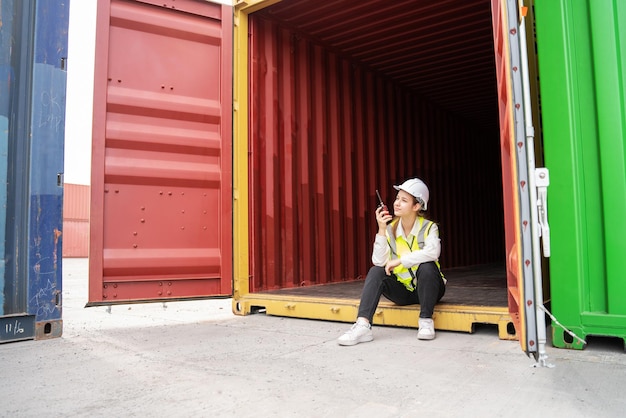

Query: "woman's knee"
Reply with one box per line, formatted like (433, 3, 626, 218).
(365, 265, 387, 282)
(417, 262, 439, 279)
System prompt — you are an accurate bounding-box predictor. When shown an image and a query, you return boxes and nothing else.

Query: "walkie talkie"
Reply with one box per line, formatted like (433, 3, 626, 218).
(376, 189, 392, 224)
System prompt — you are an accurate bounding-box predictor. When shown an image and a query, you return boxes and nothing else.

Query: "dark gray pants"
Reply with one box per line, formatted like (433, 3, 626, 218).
(356, 262, 446, 322)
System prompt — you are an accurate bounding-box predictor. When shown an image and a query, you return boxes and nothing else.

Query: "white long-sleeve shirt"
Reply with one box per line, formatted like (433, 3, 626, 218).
(371, 219, 441, 268)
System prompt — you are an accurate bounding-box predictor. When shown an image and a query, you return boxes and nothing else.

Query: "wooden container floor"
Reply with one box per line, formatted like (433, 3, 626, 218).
(257, 263, 508, 308)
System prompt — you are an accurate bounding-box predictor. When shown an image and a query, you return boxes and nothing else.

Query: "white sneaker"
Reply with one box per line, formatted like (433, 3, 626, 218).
(417, 318, 436, 340)
(337, 320, 373, 346)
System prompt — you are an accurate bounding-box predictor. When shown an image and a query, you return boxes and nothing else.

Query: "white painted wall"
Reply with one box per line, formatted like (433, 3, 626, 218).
(63, 0, 234, 186)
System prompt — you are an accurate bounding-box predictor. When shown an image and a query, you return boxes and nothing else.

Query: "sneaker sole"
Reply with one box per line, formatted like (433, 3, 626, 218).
(337, 335, 374, 346)
(417, 333, 435, 340)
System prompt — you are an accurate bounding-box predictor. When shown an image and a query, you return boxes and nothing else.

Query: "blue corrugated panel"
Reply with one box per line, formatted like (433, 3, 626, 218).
(0, 0, 68, 341)
(0, 0, 15, 316)
(27, 0, 68, 336)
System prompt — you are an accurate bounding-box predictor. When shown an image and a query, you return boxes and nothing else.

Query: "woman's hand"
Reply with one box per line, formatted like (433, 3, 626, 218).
(375, 206, 392, 231)
(385, 258, 401, 275)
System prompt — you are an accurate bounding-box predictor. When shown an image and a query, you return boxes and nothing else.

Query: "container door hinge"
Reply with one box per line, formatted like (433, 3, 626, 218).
(535, 167, 550, 257)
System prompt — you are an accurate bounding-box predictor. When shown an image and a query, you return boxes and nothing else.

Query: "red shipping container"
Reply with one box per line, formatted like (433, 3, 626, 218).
(63, 184, 90, 257)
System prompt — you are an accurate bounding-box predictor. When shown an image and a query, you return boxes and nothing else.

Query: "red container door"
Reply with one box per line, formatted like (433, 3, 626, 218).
(491, 0, 539, 358)
(88, 0, 233, 305)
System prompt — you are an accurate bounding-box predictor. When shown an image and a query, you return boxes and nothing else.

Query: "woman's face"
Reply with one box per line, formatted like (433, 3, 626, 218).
(393, 190, 421, 217)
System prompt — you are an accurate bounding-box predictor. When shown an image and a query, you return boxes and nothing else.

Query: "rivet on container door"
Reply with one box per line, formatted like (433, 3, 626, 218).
(330, 307, 340, 313)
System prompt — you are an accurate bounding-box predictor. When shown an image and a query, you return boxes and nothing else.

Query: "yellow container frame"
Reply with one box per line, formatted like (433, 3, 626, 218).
(231, 0, 515, 341)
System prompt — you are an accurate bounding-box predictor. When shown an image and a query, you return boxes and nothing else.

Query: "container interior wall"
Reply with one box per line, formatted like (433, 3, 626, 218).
(248, 8, 504, 292)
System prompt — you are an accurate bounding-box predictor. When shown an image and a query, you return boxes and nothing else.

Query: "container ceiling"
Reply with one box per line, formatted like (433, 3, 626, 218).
(257, 0, 499, 133)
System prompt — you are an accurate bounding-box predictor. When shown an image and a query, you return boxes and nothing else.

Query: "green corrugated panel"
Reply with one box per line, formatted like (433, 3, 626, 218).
(535, 0, 626, 349)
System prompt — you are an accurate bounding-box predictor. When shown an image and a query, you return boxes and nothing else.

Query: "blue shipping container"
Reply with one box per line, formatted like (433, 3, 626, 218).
(0, 0, 69, 343)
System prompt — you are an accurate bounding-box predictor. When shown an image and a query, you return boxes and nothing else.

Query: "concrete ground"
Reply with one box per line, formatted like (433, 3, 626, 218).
(1, 259, 625, 418)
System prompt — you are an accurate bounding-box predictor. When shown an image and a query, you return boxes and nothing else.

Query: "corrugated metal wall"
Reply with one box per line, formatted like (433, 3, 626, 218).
(63, 183, 90, 257)
(248, 5, 505, 292)
(1, 0, 68, 340)
(87, 0, 233, 304)
(536, 0, 626, 348)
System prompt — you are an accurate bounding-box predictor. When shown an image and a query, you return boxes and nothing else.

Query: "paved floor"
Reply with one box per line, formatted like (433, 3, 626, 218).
(1, 258, 625, 417)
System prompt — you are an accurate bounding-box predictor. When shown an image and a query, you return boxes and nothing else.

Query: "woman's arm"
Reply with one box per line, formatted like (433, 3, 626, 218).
(371, 234, 390, 266)
(371, 206, 392, 266)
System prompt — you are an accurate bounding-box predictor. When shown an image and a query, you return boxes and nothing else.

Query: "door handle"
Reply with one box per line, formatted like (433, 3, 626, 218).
(535, 168, 550, 257)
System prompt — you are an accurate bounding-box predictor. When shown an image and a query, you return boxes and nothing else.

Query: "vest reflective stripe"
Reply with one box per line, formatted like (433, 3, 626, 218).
(388, 217, 434, 291)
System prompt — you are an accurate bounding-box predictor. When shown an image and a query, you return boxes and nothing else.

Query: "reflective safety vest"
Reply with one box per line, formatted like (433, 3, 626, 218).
(387, 217, 441, 291)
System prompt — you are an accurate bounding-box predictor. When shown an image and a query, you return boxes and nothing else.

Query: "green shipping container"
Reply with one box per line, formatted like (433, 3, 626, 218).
(535, 0, 626, 349)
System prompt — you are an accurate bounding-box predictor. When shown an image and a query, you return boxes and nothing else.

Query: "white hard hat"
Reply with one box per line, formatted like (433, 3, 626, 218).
(393, 178, 429, 210)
